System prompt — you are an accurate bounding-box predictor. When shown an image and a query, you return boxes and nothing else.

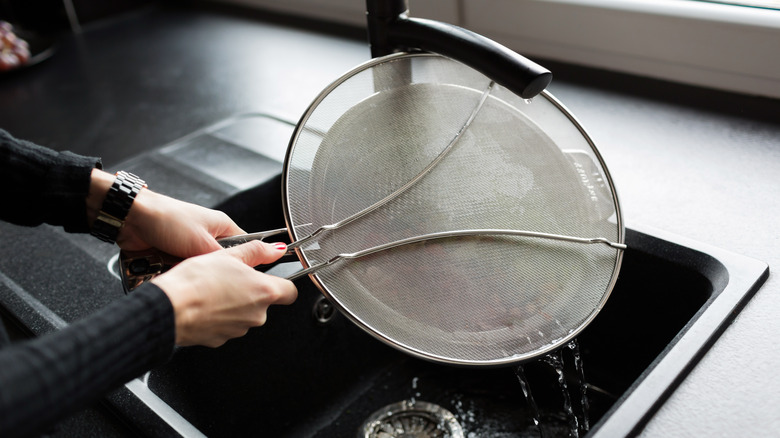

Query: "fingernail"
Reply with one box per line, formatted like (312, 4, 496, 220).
(272, 242, 287, 251)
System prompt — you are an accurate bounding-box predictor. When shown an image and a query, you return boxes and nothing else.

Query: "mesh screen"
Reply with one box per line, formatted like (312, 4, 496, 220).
(285, 54, 622, 365)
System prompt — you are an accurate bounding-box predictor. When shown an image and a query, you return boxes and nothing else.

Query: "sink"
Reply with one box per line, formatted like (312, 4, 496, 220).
(0, 114, 766, 437)
(141, 174, 767, 437)
(122, 114, 767, 437)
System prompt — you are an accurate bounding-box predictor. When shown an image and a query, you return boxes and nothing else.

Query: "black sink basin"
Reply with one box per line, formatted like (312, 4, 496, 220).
(138, 173, 767, 438)
(0, 114, 766, 437)
(112, 114, 767, 437)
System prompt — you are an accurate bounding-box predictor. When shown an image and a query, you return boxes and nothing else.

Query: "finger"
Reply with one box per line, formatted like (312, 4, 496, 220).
(226, 223, 246, 237)
(224, 240, 287, 267)
(214, 216, 246, 239)
(182, 231, 224, 257)
(260, 273, 298, 306)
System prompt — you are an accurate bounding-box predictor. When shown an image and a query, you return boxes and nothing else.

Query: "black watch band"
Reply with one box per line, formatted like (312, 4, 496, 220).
(91, 171, 147, 244)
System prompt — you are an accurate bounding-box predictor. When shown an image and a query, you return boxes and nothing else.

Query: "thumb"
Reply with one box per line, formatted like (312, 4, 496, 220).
(223, 240, 287, 267)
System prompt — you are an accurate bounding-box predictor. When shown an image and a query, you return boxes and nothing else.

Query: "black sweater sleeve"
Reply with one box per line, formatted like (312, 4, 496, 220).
(0, 284, 176, 438)
(0, 130, 176, 436)
(0, 128, 102, 232)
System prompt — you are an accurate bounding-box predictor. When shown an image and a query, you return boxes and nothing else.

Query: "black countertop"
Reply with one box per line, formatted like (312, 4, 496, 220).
(1, 3, 778, 437)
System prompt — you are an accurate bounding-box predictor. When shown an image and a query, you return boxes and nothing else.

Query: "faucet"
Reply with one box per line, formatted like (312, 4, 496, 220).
(365, 0, 552, 99)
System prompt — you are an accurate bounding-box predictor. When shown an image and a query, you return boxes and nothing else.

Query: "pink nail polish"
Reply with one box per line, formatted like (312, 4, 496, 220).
(273, 242, 287, 251)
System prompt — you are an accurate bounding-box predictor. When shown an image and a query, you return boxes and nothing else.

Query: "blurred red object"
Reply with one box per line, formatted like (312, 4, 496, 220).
(0, 20, 31, 72)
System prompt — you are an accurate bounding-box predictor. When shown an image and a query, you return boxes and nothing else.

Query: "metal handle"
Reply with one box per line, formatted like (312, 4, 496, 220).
(119, 227, 292, 293)
(119, 227, 625, 291)
(214, 228, 288, 248)
(287, 229, 626, 281)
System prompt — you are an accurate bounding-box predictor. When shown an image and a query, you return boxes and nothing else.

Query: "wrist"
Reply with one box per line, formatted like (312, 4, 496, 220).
(89, 169, 147, 244)
(153, 273, 201, 346)
(117, 184, 157, 243)
(86, 169, 115, 226)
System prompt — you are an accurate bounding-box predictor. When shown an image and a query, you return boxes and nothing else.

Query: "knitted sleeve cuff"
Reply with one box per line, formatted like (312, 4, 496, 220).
(1, 129, 102, 232)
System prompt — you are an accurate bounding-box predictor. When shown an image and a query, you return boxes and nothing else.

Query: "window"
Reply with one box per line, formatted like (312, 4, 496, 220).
(213, 0, 780, 98)
(461, 0, 780, 98)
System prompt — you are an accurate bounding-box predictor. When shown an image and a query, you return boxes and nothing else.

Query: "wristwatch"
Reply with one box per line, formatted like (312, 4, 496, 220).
(91, 171, 147, 244)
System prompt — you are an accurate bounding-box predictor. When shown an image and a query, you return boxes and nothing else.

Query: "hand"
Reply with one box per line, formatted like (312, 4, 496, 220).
(152, 240, 297, 347)
(87, 169, 245, 258)
(118, 188, 245, 258)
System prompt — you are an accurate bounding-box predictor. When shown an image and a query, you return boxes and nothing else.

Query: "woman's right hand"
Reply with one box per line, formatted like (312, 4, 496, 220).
(152, 240, 297, 348)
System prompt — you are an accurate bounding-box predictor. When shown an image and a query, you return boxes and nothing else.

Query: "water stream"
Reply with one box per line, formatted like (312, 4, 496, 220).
(568, 340, 590, 431)
(543, 349, 580, 437)
(516, 364, 544, 437)
(401, 339, 592, 437)
(515, 338, 591, 437)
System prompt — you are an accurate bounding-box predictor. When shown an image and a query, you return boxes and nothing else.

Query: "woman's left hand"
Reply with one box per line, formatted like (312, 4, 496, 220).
(88, 169, 245, 258)
(118, 188, 245, 258)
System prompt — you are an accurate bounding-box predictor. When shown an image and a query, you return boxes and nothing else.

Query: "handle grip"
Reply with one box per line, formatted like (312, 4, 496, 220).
(118, 228, 291, 293)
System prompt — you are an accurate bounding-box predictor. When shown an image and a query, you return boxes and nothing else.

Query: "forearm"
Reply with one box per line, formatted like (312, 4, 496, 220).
(0, 284, 175, 438)
(0, 129, 101, 232)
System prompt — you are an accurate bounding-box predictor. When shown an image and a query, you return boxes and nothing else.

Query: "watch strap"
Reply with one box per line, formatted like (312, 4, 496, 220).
(91, 171, 146, 243)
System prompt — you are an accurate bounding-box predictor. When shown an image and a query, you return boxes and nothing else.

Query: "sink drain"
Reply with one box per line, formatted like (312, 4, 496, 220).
(359, 400, 464, 438)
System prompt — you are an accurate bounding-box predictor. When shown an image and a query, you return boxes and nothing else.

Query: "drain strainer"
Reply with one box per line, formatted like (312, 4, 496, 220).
(359, 400, 464, 438)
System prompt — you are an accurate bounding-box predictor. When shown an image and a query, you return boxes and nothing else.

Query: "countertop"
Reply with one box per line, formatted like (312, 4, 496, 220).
(1, 3, 778, 436)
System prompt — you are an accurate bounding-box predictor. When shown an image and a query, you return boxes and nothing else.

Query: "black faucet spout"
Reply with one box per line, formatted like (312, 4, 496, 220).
(365, 0, 552, 99)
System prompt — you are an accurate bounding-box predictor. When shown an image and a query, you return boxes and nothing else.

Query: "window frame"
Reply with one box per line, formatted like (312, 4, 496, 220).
(461, 0, 780, 99)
